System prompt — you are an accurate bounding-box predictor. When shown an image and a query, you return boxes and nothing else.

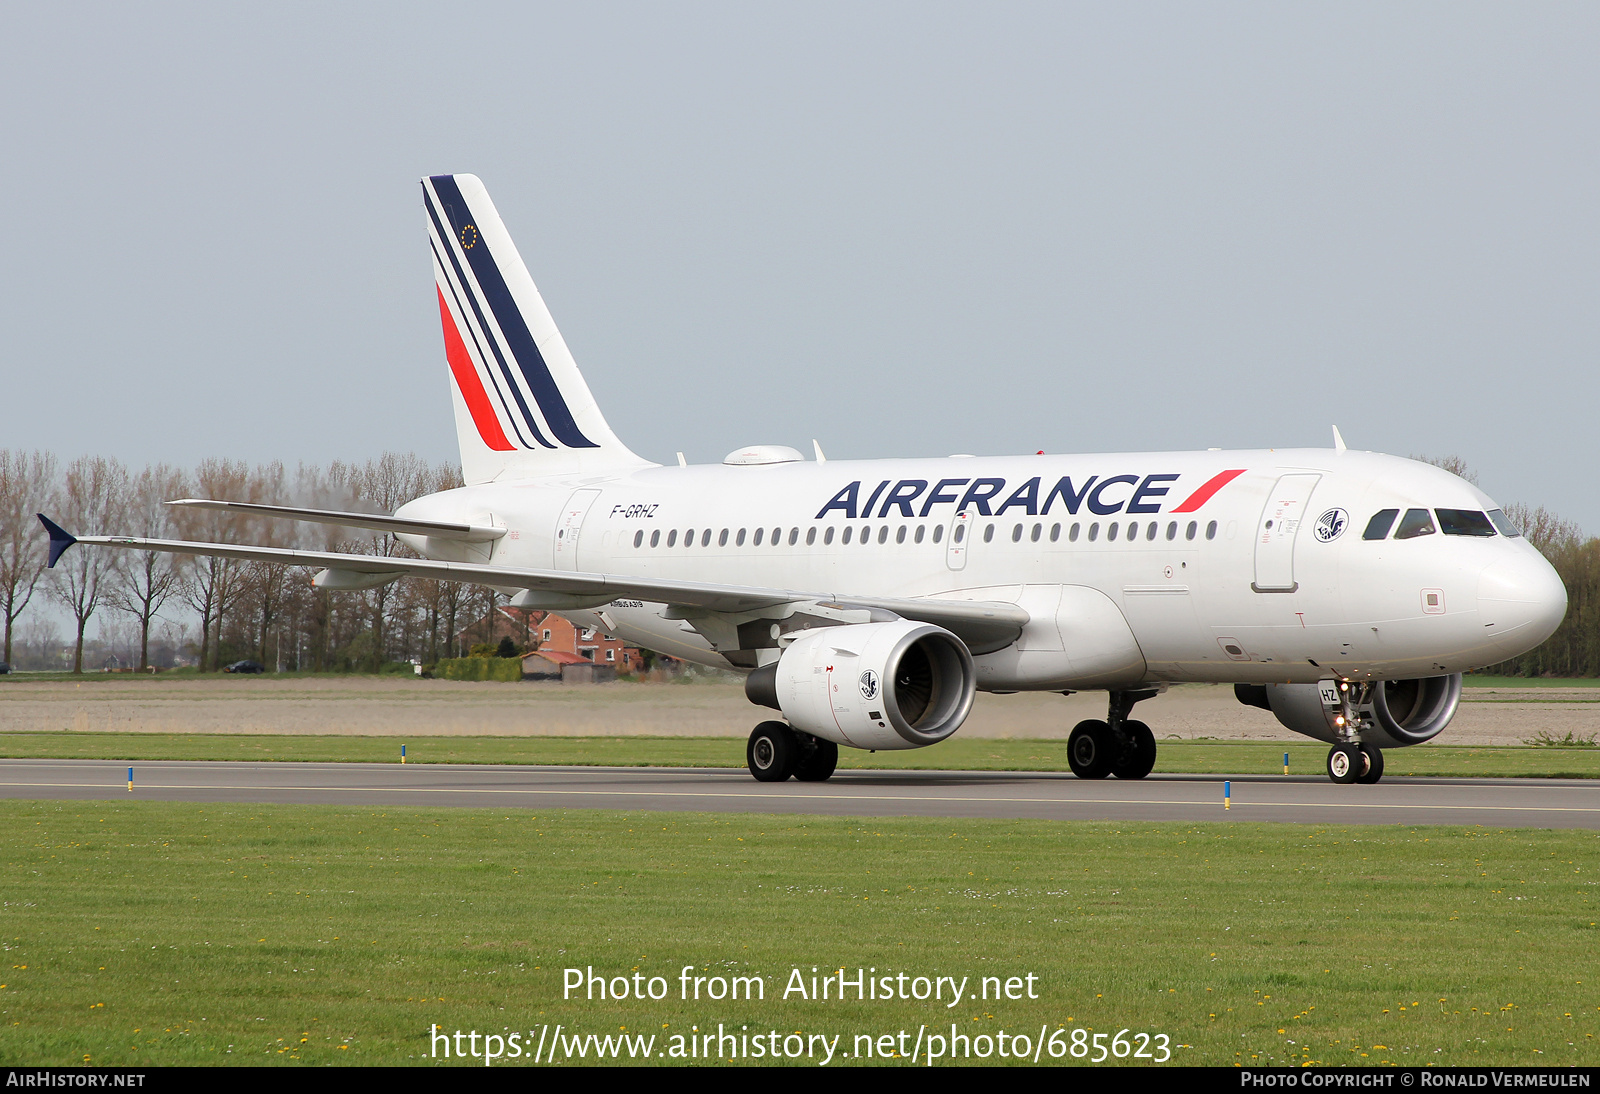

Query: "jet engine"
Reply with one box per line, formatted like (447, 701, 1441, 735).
(745, 620, 976, 751)
(1236, 674, 1463, 749)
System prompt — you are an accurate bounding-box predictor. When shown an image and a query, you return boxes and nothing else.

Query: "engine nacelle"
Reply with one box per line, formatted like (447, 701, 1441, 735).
(1236, 674, 1463, 748)
(746, 621, 976, 750)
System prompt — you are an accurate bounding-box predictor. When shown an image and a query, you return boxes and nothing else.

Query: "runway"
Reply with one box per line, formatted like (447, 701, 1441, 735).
(2, 759, 1598, 828)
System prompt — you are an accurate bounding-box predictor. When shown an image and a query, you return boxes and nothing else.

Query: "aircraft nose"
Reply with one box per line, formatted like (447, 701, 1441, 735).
(1478, 548, 1568, 656)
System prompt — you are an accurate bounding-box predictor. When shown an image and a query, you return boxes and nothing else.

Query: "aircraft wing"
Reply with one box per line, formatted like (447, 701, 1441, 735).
(39, 519, 1028, 653)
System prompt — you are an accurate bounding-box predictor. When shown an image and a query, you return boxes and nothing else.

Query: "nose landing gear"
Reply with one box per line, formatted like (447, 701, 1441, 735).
(1325, 681, 1385, 784)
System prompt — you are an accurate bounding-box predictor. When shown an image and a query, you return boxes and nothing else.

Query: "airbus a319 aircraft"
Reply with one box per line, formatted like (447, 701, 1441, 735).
(42, 175, 1568, 785)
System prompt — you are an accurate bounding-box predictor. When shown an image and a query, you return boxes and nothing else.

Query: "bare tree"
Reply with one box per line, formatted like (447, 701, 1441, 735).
(1502, 502, 1582, 557)
(51, 456, 128, 673)
(1413, 454, 1480, 485)
(348, 452, 432, 669)
(107, 464, 187, 670)
(0, 450, 59, 666)
(175, 459, 250, 671)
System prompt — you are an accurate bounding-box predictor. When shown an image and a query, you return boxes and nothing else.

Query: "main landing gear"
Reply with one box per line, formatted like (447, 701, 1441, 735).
(1067, 689, 1159, 780)
(746, 721, 838, 783)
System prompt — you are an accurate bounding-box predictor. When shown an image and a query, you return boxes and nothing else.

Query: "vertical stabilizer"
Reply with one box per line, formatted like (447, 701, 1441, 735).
(422, 174, 650, 484)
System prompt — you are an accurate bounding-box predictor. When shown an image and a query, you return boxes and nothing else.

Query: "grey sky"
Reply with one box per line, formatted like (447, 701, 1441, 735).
(3, 4, 1596, 528)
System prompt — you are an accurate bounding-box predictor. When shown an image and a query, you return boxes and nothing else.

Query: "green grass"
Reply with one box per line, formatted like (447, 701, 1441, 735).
(0, 800, 1594, 1066)
(3, 733, 1599, 779)
(1463, 676, 1600, 688)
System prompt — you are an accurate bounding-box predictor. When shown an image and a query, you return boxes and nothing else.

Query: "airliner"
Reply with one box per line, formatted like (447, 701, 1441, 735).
(40, 174, 1568, 785)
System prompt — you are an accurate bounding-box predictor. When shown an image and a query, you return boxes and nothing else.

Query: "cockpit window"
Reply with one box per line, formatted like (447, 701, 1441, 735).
(1363, 509, 1399, 540)
(1487, 509, 1522, 538)
(1394, 508, 1436, 539)
(1437, 509, 1496, 537)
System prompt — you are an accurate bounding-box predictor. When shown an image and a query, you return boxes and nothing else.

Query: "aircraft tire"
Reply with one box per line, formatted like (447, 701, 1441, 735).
(748, 721, 799, 782)
(794, 736, 839, 782)
(1356, 743, 1384, 784)
(1068, 719, 1116, 779)
(1326, 743, 1361, 784)
(1112, 720, 1157, 779)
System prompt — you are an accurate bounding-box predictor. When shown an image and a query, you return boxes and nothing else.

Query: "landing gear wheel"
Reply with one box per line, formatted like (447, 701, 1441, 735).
(1068, 719, 1116, 779)
(794, 736, 839, 782)
(1356, 743, 1384, 784)
(747, 721, 798, 782)
(1326, 743, 1361, 784)
(1112, 720, 1157, 780)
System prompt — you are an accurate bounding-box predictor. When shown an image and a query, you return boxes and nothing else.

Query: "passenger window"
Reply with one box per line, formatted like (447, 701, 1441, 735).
(896, 525, 907, 544)
(1108, 521, 1119, 541)
(983, 524, 995, 543)
(1363, 509, 1399, 540)
(1394, 508, 1436, 540)
(878, 526, 889, 544)
(933, 524, 944, 543)
(684, 528, 694, 546)
(952, 524, 964, 544)
(1069, 523, 1080, 542)
(1186, 521, 1197, 541)
(1205, 521, 1217, 540)
(1050, 523, 1061, 542)
(1437, 509, 1496, 537)
(718, 529, 729, 547)
(806, 527, 817, 545)
(1012, 523, 1023, 543)
(1088, 522, 1099, 542)
(650, 530, 660, 547)
(736, 528, 747, 546)
(842, 526, 853, 545)
(788, 528, 798, 545)
(1146, 522, 1157, 541)
(1166, 521, 1177, 541)
(667, 529, 678, 547)
(914, 525, 925, 543)
(824, 527, 835, 545)
(633, 530, 643, 548)
(1031, 523, 1042, 542)
(702, 529, 712, 547)
(1487, 509, 1522, 538)
(753, 527, 764, 546)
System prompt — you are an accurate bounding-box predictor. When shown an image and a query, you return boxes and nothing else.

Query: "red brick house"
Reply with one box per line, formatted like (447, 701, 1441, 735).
(453, 606, 644, 672)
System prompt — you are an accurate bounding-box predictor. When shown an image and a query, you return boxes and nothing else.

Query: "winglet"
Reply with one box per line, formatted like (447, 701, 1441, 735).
(1332, 425, 1347, 454)
(37, 514, 76, 568)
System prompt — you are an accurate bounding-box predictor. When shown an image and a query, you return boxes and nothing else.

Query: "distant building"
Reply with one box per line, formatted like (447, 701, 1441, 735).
(521, 648, 618, 684)
(452, 606, 643, 672)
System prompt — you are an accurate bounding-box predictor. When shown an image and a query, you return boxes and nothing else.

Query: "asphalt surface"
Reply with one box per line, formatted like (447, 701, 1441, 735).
(1, 759, 1597, 828)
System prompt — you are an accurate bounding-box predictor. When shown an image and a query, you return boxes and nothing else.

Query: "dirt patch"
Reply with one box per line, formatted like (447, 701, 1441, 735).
(2, 676, 1594, 747)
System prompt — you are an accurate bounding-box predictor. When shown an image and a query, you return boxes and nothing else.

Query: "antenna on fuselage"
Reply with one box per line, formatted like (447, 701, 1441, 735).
(676, 452, 687, 467)
(812, 440, 827, 463)
(1331, 425, 1347, 454)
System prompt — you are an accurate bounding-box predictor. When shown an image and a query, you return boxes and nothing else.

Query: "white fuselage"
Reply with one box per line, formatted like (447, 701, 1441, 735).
(396, 447, 1566, 692)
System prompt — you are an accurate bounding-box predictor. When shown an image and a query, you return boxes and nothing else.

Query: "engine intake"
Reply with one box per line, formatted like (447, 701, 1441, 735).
(746, 620, 976, 750)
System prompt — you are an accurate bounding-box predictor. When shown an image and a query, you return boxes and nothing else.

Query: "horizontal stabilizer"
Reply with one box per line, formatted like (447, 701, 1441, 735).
(166, 499, 505, 543)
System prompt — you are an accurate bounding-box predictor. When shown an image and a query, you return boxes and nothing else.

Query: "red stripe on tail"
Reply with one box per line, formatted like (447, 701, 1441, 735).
(437, 289, 515, 452)
(1170, 468, 1247, 513)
